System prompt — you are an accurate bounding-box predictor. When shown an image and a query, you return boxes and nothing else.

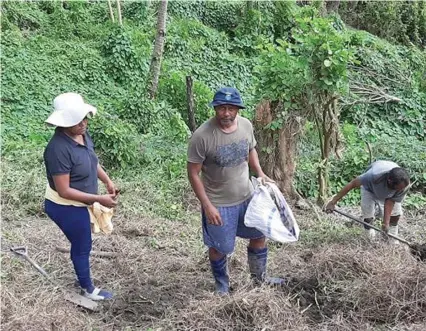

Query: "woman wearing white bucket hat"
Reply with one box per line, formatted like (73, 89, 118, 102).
(43, 92, 118, 300)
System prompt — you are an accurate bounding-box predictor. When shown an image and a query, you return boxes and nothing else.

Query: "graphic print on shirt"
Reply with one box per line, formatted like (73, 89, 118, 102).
(214, 139, 249, 167)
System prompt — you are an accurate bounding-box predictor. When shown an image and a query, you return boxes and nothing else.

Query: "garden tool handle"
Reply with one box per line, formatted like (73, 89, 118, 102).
(333, 208, 412, 246)
(10, 246, 51, 279)
(10, 246, 28, 256)
(10, 247, 98, 311)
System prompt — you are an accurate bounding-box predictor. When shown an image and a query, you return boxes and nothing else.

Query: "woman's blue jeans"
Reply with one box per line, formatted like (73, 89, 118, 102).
(45, 199, 93, 290)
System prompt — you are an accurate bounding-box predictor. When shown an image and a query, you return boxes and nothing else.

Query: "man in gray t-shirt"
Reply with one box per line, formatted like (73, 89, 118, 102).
(188, 115, 256, 207)
(187, 87, 283, 294)
(326, 160, 410, 240)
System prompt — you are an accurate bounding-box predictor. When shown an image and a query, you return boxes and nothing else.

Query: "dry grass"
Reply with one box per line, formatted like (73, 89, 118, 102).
(1, 199, 426, 330)
(158, 287, 309, 331)
(279, 243, 426, 324)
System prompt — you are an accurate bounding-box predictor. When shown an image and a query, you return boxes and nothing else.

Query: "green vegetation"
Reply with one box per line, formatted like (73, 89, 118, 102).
(1, 0, 425, 219)
(339, 0, 426, 48)
(1, 2, 426, 330)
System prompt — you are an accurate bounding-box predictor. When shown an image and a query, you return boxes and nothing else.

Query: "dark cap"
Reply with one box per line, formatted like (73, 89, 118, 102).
(210, 87, 245, 109)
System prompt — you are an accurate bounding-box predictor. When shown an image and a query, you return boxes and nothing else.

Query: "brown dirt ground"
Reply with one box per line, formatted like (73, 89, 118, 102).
(1, 201, 425, 331)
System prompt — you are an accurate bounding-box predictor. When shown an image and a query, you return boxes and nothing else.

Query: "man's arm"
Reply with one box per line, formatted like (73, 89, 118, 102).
(248, 148, 266, 178)
(187, 162, 222, 226)
(382, 199, 395, 232)
(325, 177, 362, 212)
(187, 162, 212, 209)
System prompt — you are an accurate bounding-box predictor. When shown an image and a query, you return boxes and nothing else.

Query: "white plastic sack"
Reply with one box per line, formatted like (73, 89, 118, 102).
(244, 177, 300, 243)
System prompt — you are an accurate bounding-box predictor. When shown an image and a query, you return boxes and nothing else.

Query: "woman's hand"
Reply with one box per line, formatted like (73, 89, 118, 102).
(98, 194, 118, 208)
(105, 180, 118, 197)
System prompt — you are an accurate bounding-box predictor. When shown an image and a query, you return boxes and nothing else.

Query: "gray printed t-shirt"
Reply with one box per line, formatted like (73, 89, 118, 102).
(187, 116, 256, 207)
(358, 160, 407, 202)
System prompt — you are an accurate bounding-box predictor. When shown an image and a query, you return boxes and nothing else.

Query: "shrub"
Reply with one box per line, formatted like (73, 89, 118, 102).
(89, 110, 141, 169)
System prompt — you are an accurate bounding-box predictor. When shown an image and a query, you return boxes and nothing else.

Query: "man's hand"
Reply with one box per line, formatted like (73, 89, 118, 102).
(324, 200, 336, 214)
(381, 223, 389, 234)
(323, 178, 361, 214)
(382, 199, 393, 236)
(204, 203, 223, 226)
(259, 174, 275, 184)
(381, 222, 390, 241)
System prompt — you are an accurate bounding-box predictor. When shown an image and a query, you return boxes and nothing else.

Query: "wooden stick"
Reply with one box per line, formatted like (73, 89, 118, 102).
(56, 246, 118, 258)
(116, 0, 122, 26)
(306, 198, 323, 222)
(107, 0, 115, 23)
(186, 76, 197, 133)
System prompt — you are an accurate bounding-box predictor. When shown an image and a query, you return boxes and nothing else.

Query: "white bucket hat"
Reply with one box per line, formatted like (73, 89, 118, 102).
(45, 92, 97, 127)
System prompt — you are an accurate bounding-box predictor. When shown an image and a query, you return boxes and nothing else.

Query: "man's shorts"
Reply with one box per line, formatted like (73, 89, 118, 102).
(361, 186, 403, 219)
(202, 197, 264, 255)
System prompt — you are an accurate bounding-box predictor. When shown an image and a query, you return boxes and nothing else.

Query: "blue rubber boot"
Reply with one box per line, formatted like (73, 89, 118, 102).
(247, 247, 286, 286)
(210, 255, 230, 294)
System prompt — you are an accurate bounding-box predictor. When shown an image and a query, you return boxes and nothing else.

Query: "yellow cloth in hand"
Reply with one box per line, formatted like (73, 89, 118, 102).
(89, 202, 114, 234)
(45, 184, 114, 234)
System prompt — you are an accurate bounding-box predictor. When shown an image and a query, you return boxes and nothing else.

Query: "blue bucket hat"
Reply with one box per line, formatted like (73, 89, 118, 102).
(210, 87, 245, 109)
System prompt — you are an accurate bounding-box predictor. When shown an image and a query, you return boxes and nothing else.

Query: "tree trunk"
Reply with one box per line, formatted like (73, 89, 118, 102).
(317, 137, 329, 207)
(314, 96, 340, 206)
(107, 0, 115, 23)
(317, 0, 327, 17)
(116, 0, 122, 25)
(246, 0, 253, 11)
(186, 76, 197, 133)
(253, 100, 303, 200)
(246, 0, 256, 13)
(147, 0, 168, 100)
(326, 0, 340, 13)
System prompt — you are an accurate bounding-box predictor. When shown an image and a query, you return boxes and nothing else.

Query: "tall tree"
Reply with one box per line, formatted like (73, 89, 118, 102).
(116, 0, 122, 26)
(147, 0, 168, 99)
(325, 0, 340, 13)
(256, 15, 352, 204)
(254, 100, 303, 200)
(186, 76, 197, 133)
(107, 0, 115, 23)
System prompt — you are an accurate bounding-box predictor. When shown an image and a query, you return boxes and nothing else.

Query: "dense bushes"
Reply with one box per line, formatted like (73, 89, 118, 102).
(1, 0, 425, 213)
(168, 0, 244, 32)
(339, 0, 426, 48)
(0, 1, 188, 170)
